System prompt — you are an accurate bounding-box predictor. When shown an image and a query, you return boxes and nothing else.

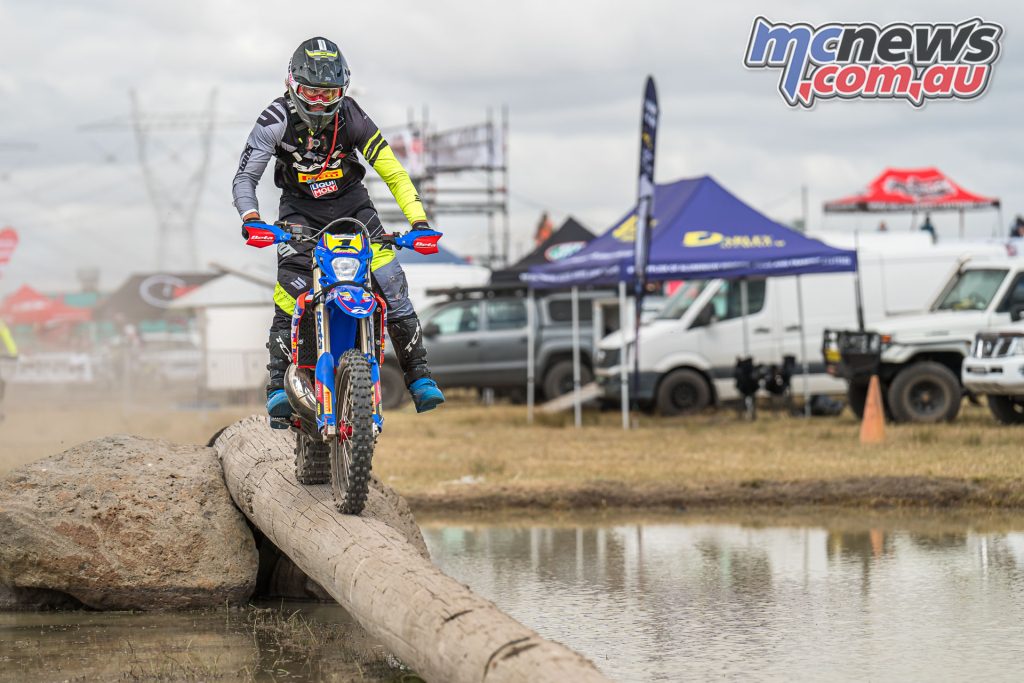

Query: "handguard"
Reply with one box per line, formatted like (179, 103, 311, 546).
(243, 221, 292, 248)
(395, 228, 442, 255)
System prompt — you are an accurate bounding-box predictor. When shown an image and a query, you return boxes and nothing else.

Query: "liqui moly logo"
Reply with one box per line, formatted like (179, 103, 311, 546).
(743, 17, 1003, 108)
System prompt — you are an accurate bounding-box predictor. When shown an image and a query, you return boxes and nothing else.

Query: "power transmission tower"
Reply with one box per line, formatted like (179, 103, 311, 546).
(81, 90, 225, 271)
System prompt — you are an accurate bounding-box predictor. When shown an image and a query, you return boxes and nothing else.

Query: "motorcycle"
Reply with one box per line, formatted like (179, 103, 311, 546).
(244, 217, 441, 514)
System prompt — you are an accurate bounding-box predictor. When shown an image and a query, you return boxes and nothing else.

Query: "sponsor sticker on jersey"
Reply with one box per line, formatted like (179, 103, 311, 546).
(310, 180, 338, 198)
(298, 168, 344, 183)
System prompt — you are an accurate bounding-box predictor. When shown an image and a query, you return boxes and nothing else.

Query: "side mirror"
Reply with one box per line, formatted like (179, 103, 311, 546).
(1011, 304, 1024, 322)
(423, 322, 441, 339)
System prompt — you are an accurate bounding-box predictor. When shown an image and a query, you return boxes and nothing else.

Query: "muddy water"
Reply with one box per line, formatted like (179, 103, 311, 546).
(421, 511, 1024, 683)
(0, 602, 405, 682)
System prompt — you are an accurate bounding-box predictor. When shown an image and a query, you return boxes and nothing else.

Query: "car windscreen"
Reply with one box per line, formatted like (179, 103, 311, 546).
(657, 280, 710, 319)
(933, 269, 1008, 311)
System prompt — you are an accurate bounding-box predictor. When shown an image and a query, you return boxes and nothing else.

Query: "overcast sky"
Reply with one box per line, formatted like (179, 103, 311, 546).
(0, 0, 1021, 293)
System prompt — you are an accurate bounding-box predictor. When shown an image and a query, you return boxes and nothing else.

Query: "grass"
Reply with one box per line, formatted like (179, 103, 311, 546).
(3, 385, 1021, 509)
(373, 399, 1024, 508)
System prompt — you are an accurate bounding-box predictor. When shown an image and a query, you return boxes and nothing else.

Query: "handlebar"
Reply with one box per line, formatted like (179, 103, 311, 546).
(275, 221, 397, 246)
(243, 216, 440, 254)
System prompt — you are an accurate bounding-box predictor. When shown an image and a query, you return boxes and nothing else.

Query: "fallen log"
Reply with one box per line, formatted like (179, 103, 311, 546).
(215, 416, 609, 683)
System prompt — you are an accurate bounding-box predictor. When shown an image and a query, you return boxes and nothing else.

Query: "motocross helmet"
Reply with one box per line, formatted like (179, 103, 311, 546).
(286, 37, 350, 134)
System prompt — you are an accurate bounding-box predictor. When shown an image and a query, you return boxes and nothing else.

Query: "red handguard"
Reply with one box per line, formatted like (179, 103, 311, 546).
(244, 226, 277, 248)
(412, 234, 441, 255)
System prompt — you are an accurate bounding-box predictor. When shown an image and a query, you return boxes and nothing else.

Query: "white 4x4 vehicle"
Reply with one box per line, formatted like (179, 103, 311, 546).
(962, 323, 1024, 424)
(839, 259, 1024, 423)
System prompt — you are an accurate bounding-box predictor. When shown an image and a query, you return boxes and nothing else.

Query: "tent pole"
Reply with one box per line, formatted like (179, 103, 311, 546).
(571, 285, 582, 429)
(740, 278, 750, 357)
(959, 208, 965, 239)
(618, 280, 629, 430)
(854, 231, 865, 331)
(796, 275, 810, 417)
(526, 286, 535, 425)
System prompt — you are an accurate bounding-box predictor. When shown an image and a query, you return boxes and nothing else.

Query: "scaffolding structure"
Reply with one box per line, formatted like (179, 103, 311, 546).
(366, 106, 509, 268)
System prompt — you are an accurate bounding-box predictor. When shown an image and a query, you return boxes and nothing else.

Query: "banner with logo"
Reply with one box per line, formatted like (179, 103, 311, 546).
(634, 76, 659, 298)
(381, 125, 427, 177)
(428, 123, 505, 170)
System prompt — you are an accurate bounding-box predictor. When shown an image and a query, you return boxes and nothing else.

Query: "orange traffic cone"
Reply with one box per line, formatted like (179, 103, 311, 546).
(859, 375, 885, 445)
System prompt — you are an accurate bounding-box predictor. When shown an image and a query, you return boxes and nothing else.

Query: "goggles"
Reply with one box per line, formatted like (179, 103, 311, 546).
(294, 80, 343, 105)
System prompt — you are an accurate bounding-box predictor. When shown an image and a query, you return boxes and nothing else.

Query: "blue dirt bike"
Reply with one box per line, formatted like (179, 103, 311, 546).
(244, 217, 441, 514)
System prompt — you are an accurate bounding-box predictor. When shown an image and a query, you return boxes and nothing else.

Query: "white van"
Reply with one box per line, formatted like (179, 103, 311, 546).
(594, 234, 1008, 415)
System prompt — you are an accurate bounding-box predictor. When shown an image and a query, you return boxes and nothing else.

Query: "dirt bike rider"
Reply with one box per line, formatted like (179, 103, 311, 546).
(233, 37, 445, 422)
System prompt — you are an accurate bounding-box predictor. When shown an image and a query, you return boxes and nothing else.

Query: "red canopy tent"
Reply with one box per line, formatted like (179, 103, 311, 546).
(824, 168, 1001, 236)
(0, 285, 92, 325)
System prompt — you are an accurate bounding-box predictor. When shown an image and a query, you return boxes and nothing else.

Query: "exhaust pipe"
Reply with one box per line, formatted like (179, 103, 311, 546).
(284, 364, 317, 423)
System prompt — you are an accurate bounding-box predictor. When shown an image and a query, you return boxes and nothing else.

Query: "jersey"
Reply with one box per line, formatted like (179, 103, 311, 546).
(232, 95, 427, 228)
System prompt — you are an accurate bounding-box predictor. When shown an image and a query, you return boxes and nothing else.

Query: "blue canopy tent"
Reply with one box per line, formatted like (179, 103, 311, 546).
(525, 176, 858, 420)
(527, 176, 856, 286)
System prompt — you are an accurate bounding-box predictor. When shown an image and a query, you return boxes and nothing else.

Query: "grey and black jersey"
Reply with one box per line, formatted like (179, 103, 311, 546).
(231, 96, 427, 227)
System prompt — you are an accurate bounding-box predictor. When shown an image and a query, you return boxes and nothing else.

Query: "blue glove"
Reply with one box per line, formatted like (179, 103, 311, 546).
(395, 226, 442, 254)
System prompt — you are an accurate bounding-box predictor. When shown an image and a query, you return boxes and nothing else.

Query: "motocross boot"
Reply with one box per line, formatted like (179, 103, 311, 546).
(388, 314, 445, 413)
(266, 330, 292, 429)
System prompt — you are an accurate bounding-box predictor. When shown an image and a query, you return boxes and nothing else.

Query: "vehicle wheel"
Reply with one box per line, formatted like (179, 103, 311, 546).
(846, 380, 869, 419)
(987, 395, 1024, 425)
(542, 360, 593, 400)
(655, 368, 711, 416)
(331, 349, 376, 515)
(294, 435, 330, 484)
(378, 362, 409, 411)
(887, 361, 962, 423)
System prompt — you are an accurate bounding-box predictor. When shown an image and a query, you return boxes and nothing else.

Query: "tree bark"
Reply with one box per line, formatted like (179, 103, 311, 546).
(215, 417, 609, 683)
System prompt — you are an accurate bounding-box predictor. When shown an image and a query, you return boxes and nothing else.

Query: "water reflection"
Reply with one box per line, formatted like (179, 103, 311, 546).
(424, 514, 1024, 683)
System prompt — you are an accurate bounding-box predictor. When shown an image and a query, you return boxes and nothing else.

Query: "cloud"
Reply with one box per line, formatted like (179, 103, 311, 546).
(1, 0, 1021, 292)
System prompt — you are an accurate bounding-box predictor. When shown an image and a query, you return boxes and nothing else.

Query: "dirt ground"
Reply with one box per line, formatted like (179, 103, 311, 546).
(2, 386, 1022, 511)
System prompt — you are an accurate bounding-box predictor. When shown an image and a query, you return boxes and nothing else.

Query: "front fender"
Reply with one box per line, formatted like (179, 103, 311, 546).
(652, 350, 712, 375)
(327, 285, 377, 319)
(882, 340, 970, 364)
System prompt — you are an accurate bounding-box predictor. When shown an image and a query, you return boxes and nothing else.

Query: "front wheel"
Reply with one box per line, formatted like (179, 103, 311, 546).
(655, 368, 711, 416)
(330, 349, 377, 515)
(887, 361, 962, 423)
(987, 395, 1024, 425)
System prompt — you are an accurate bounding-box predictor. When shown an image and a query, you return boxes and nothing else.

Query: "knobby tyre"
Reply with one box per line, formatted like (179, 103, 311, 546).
(294, 434, 330, 484)
(331, 348, 376, 515)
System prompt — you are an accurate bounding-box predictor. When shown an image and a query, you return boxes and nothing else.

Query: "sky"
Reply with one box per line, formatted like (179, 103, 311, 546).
(0, 0, 1021, 294)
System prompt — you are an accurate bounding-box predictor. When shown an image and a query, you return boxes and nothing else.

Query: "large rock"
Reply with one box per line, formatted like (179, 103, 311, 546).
(0, 435, 257, 610)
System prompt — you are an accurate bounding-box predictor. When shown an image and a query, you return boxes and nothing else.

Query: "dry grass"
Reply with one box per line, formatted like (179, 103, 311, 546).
(3, 384, 1021, 508)
(375, 400, 1024, 498)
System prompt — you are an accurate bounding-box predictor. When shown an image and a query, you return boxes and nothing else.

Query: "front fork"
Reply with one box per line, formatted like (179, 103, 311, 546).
(312, 270, 385, 437)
